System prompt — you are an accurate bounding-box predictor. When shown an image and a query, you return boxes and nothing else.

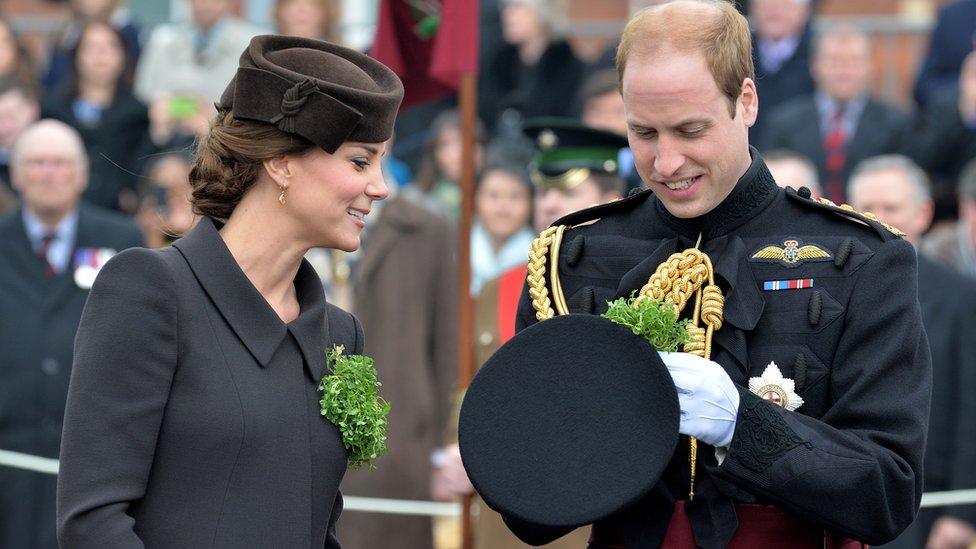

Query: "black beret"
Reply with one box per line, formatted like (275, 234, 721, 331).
(459, 314, 679, 528)
(220, 35, 404, 154)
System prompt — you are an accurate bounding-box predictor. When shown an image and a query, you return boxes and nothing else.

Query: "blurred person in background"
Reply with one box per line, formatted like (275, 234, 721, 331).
(579, 69, 627, 136)
(41, 0, 142, 94)
(912, 0, 976, 108)
(470, 163, 535, 295)
(749, 0, 815, 143)
(413, 108, 485, 220)
(339, 185, 458, 549)
(0, 18, 40, 98)
(761, 25, 909, 204)
(135, 152, 196, 248)
(848, 155, 976, 549)
(923, 158, 976, 279)
(530, 120, 626, 231)
(478, 0, 584, 138)
(0, 119, 142, 549)
(135, 0, 262, 141)
(910, 48, 976, 191)
(274, 0, 341, 43)
(431, 121, 626, 549)
(0, 76, 40, 191)
(42, 22, 153, 213)
(763, 148, 822, 196)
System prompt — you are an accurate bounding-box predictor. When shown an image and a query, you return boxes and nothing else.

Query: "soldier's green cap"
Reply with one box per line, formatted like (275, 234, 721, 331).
(522, 118, 629, 190)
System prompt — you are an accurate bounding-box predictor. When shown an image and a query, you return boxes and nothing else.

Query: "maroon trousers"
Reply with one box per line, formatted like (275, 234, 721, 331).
(589, 502, 867, 549)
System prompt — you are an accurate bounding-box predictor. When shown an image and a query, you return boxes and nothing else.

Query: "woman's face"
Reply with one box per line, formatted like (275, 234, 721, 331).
(0, 24, 19, 76)
(278, 0, 329, 40)
(285, 141, 389, 252)
(77, 25, 125, 87)
(433, 126, 483, 184)
(475, 169, 532, 243)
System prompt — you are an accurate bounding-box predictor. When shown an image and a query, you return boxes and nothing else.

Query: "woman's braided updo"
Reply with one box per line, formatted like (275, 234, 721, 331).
(189, 108, 315, 221)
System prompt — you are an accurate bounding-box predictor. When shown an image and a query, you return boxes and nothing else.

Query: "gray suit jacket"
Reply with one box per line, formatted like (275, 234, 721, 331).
(57, 218, 361, 548)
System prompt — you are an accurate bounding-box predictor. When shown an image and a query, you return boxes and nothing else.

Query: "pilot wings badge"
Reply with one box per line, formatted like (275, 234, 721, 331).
(751, 239, 832, 267)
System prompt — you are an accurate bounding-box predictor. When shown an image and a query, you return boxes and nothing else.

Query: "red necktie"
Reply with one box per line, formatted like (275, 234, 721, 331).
(38, 233, 56, 277)
(823, 106, 848, 204)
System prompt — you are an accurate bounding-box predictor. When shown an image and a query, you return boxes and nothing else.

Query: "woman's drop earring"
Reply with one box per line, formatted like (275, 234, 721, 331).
(278, 185, 287, 206)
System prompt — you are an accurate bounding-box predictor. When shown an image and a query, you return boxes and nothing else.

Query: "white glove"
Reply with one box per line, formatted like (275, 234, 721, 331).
(659, 351, 740, 448)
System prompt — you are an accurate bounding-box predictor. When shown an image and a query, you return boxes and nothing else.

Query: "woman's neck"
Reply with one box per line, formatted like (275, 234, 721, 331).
(78, 79, 116, 107)
(219, 198, 309, 323)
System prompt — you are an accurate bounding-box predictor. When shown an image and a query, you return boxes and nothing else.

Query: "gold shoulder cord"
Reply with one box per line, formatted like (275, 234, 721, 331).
(635, 235, 725, 500)
(527, 225, 570, 320)
(527, 228, 726, 500)
(816, 197, 906, 237)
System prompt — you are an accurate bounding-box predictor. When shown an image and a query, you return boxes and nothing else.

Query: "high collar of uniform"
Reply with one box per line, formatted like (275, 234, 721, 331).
(173, 217, 329, 378)
(654, 147, 779, 241)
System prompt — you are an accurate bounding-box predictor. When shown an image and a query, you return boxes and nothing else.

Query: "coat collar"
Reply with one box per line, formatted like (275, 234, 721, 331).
(654, 148, 779, 241)
(173, 217, 329, 379)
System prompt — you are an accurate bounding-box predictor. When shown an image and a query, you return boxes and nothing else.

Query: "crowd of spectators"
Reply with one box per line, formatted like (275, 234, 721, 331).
(0, 0, 975, 548)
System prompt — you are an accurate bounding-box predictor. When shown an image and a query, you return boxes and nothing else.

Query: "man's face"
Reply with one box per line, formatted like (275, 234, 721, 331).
(812, 35, 873, 104)
(848, 168, 931, 243)
(0, 91, 38, 150)
(534, 179, 612, 232)
(622, 47, 756, 219)
(13, 128, 87, 219)
(752, 0, 809, 42)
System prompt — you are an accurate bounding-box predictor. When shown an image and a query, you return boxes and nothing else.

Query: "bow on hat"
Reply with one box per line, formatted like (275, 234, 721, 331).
(230, 68, 364, 153)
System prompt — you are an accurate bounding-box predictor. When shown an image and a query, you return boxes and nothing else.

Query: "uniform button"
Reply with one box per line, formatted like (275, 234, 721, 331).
(41, 358, 60, 376)
(478, 331, 494, 346)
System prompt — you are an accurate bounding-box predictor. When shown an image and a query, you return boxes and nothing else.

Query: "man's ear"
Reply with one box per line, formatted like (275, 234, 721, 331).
(740, 78, 759, 127)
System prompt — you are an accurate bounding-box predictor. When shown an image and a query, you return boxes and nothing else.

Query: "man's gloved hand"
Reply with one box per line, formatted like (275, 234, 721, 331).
(659, 351, 740, 448)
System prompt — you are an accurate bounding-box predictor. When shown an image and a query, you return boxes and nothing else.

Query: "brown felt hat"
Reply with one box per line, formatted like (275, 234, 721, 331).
(220, 35, 404, 154)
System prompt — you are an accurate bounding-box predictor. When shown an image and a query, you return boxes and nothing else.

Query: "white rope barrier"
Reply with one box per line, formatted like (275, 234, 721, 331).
(1, 448, 973, 516)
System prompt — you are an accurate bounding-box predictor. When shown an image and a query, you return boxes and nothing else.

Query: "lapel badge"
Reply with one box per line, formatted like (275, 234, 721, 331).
(73, 247, 116, 290)
(751, 239, 832, 267)
(749, 361, 804, 412)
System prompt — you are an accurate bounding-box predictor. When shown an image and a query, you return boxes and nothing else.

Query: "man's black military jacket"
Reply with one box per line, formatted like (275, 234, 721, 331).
(507, 152, 932, 548)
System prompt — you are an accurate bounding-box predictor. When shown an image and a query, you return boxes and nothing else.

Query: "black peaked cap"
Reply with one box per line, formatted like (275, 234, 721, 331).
(459, 314, 680, 528)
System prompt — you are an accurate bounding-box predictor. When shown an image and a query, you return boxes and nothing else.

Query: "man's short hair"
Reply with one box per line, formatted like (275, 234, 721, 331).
(848, 154, 931, 205)
(579, 69, 620, 105)
(587, 172, 625, 196)
(11, 119, 89, 172)
(0, 74, 38, 103)
(763, 149, 820, 193)
(616, 0, 754, 117)
(958, 158, 976, 203)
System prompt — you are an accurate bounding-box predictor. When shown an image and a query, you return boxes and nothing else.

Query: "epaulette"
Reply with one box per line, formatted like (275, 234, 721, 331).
(548, 187, 653, 229)
(784, 186, 905, 240)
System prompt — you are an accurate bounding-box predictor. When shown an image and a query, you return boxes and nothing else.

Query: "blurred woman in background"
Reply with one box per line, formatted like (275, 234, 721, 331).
(470, 163, 534, 295)
(42, 21, 151, 212)
(42, 0, 141, 94)
(0, 18, 39, 96)
(413, 109, 485, 220)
